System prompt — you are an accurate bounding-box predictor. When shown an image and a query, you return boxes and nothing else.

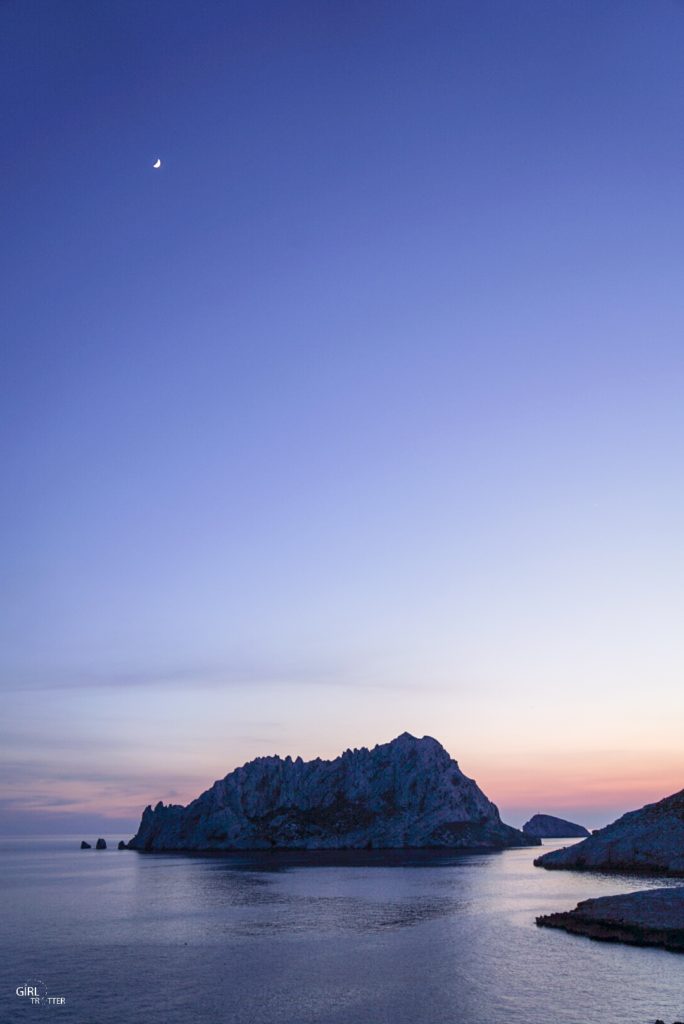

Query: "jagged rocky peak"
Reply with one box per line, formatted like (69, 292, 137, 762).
(129, 732, 539, 853)
(522, 814, 590, 838)
(535, 787, 684, 876)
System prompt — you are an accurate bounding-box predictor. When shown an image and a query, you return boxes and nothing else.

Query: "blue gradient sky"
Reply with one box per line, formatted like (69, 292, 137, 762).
(2, 0, 683, 834)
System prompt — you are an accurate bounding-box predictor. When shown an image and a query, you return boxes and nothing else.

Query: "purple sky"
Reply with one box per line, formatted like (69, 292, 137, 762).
(2, 0, 683, 835)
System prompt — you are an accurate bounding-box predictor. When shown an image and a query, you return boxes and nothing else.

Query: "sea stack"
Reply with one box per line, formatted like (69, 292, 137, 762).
(80, 841, 91, 849)
(522, 814, 590, 838)
(95, 838, 107, 850)
(129, 732, 539, 852)
(535, 788, 684, 876)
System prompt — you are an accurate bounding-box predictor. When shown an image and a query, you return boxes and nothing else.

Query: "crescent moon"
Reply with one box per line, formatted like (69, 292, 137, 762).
(153, 158, 161, 169)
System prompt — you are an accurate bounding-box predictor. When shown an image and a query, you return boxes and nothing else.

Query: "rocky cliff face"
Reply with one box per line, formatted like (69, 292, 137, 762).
(523, 814, 590, 838)
(535, 788, 684, 876)
(129, 733, 538, 852)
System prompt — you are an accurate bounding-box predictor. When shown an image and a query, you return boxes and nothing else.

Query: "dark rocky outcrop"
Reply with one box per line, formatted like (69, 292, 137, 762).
(536, 886, 684, 952)
(117, 841, 127, 850)
(535, 788, 684, 876)
(129, 733, 540, 853)
(95, 837, 107, 850)
(522, 814, 590, 838)
(80, 841, 91, 849)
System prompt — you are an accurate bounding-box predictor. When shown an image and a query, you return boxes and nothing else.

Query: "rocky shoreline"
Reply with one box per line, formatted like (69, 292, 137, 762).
(534, 788, 684, 877)
(536, 887, 684, 952)
(533, 787, 684, 954)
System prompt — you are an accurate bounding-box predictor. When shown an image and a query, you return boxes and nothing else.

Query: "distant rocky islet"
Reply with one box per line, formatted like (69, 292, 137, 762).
(522, 813, 590, 838)
(79, 838, 128, 850)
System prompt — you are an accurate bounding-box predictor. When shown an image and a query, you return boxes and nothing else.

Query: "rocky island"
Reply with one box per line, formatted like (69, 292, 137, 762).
(535, 787, 684, 876)
(129, 732, 539, 852)
(522, 814, 590, 838)
(536, 887, 684, 952)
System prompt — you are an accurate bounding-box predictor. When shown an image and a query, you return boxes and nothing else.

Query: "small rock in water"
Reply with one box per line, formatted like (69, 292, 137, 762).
(117, 841, 127, 850)
(80, 841, 91, 849)
(95, 838, 107, 850)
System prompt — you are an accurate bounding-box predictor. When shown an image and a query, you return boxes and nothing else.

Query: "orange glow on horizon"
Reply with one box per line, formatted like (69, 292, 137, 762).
(470, 748, 684, 814)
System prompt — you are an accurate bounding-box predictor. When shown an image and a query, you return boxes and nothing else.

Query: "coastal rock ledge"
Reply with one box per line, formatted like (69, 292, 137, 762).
(536, 887, 684, 952)
(535, 788, 684, 876)
(129, 733, 539, 852)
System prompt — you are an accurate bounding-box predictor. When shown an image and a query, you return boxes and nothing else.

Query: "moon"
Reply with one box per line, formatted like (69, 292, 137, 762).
(153, 158, 161, 169)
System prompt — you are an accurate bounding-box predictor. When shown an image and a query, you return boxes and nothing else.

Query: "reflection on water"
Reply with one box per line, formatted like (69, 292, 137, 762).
(0, 837, 682, 1024)
(169, 847, 499, 870)
(186, 848, 477, 934)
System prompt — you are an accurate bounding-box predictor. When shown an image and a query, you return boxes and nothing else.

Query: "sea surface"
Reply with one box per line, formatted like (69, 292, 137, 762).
(1, 835, 682, 1024)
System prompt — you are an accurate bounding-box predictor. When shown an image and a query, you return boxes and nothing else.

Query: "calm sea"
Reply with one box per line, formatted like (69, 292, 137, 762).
(1, 835, 682, 1023)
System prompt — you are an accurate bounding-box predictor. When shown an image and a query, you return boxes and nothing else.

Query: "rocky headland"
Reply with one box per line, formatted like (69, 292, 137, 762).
(129, 732, 539, 853)
(535, 788, 684, 953)
(535, 788, 684, 876)
(522, 813, 590, 838)
(536, 887, 684, 952)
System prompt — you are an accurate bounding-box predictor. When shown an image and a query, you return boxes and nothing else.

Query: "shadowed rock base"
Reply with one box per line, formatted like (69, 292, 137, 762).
(536, 887, 684, 952)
